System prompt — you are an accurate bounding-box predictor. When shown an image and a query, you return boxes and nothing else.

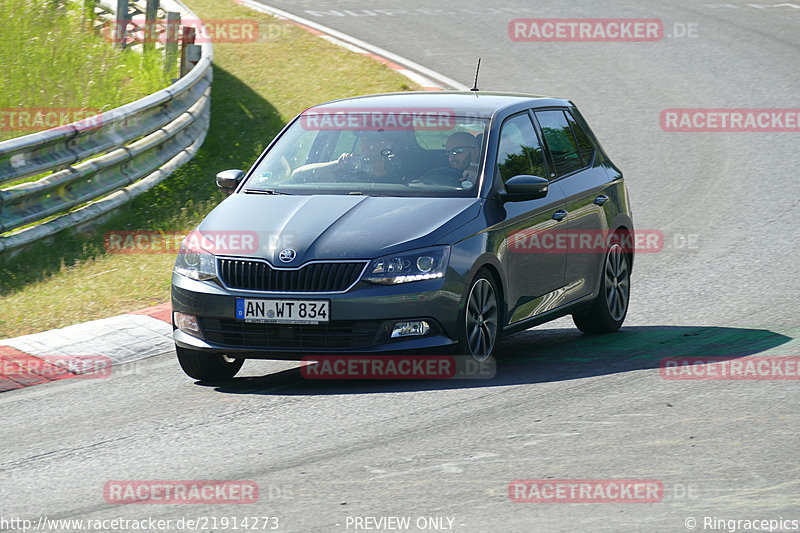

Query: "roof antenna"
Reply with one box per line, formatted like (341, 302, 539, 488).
(470, 58, 481, 92)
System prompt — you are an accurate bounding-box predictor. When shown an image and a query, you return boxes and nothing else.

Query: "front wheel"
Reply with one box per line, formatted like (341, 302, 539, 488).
(457, 270, 501, 363)
(572, 243, 630, 333)
(176, 346, 244, 382)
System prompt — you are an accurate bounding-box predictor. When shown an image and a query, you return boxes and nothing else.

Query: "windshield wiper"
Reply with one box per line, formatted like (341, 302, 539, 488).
(244, 188, 286, 195)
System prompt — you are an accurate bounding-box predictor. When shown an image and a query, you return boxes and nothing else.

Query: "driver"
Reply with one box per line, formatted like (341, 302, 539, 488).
(291, 132, 398, 183)
(445, 132, 480, 182)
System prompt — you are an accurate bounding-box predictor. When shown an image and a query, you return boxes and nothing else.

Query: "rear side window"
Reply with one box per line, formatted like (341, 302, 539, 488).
(534, 110, 583, 176)
(565, 112, 595, 166)
(496, 113, 548, 184)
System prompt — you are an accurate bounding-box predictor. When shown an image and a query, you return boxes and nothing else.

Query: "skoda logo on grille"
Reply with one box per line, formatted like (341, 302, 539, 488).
(279, 248, 296, 263)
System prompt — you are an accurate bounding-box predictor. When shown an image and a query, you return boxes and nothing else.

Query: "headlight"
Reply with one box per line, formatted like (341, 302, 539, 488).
(173, 231, 217, 281)
(363, 247, 450, 284)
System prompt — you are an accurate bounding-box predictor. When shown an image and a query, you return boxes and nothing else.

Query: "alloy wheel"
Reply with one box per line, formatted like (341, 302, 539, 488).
(465, 277, 499, 362)
(604, 244, 629, 322)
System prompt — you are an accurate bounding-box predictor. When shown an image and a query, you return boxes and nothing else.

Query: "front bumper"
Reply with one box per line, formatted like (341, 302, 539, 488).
(171, 272, 463, 359)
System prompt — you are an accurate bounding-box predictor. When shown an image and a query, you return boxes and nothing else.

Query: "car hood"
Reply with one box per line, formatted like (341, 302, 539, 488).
(195, 194, 481, 265)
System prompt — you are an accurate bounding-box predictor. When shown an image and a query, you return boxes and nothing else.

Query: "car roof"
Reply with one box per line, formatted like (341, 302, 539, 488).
(305, 91, 573, 119)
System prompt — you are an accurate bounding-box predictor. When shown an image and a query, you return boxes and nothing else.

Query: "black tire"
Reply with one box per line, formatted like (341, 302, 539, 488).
(176, 346, 244, 382)
(457, 269, 501, 362)
(572, 243, 630, 333)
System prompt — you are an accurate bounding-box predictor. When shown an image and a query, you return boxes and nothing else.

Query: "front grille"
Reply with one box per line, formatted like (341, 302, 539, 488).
(218, 258, 367, 292)
(200, 318, 382, 350)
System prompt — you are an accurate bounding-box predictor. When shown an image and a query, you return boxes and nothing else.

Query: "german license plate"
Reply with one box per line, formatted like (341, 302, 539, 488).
(235, 298, 329, 324)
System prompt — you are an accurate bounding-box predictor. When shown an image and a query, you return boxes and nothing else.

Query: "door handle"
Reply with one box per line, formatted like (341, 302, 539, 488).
(594, 195, 609, 206)
(552, 209, 568, 222)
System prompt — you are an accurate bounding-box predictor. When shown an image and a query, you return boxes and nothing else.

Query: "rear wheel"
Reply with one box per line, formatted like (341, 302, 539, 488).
(176, 346, 244, 382)
(572, 243, 630, 333)
(458, 269, 501, 363)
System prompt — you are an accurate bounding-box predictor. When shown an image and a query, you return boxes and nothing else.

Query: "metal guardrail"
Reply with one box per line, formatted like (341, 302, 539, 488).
(0, 0, 212, 254)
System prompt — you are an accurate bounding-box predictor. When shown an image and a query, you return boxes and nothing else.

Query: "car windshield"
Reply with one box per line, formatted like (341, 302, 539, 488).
(245, 111, 489, 197)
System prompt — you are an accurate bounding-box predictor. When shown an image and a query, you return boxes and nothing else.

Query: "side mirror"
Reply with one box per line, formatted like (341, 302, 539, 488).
(216, 169, 244, 195)
(500, 175, 549, 202)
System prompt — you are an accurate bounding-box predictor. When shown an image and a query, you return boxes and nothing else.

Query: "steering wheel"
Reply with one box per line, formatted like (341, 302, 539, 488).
(415, 166, 463, 186)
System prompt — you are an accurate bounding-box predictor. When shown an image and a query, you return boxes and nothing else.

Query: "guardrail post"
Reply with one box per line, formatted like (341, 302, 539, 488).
(143, 0, 159, 52)
(180, 27, 200, 77)
(115, 0, 130, 49)
(164, 12, 181, 76)
(83, 0, 97, 31)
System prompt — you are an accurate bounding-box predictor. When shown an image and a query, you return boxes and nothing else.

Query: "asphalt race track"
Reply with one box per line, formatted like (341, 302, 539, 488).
(1, 1, 798, 531)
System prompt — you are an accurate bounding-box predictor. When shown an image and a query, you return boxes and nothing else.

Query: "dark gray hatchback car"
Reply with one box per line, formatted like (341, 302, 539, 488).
(171, 91, 634, 381)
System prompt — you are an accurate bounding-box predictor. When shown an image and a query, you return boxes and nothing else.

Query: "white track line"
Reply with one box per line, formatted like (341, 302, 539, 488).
(233, 0, 470, 91)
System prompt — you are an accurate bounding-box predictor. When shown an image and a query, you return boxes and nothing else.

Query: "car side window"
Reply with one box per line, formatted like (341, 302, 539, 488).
(534, 110, 583, 176)
(565, 111, 595, 166)
(496, 113, 548, 184)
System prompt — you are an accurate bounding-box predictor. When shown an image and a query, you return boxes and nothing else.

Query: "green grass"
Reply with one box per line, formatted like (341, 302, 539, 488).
(0, 0, 419, 337)
(0, 0, 172, 142)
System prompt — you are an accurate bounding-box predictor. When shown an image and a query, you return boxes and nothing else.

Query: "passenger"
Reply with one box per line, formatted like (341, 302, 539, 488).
(445, 132, 480, 182)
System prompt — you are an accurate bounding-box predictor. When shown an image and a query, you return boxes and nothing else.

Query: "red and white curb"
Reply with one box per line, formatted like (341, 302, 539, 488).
(232, 0, 469, 91)
(0, 303, 172, 393)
